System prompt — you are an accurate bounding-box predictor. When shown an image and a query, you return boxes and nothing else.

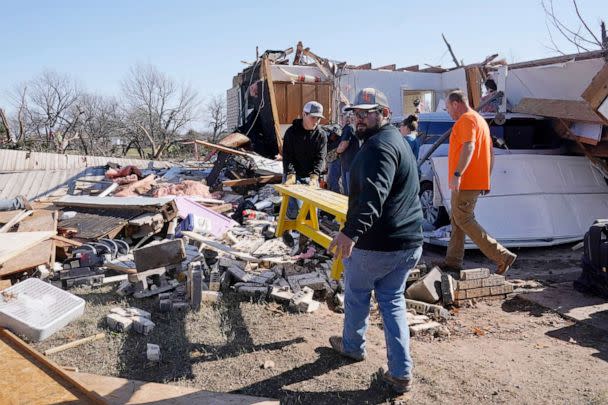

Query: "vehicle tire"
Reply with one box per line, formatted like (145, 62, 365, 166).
(419, 181, 450, 228)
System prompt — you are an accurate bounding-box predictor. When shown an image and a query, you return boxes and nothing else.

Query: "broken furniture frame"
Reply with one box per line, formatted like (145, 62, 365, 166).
(273, 184, 348, 280)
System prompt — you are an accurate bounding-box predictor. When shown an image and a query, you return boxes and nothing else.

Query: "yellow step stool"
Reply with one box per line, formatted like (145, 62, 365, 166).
(273, 184, 348, 280)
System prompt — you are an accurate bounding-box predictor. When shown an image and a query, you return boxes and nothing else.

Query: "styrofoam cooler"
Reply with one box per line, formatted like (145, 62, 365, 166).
(0, 278, 85, 342)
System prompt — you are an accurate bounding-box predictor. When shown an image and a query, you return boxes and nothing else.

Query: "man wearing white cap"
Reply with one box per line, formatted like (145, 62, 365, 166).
(282, 101, 328, 218)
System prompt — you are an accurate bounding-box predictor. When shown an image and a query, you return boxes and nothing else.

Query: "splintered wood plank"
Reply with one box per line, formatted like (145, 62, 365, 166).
(0, 329, 106, 404)
(0, 231, 55, 266)
(17, 210, 58, 232)
(513, 98, 604, 123)
(0, 239, 55, 277)
(69, 372, 278, 405)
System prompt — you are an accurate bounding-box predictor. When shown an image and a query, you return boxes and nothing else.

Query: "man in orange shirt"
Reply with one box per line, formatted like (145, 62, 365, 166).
(441, 90, 516, 275)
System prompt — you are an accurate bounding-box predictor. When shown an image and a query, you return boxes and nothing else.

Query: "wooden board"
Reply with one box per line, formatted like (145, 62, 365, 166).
(0, 328, 106, 404)
(17, 210, 58, 232)
(181, 231, 260, 262)
(0, 231, 55, 266)
(0, 239, 55, 278)
(519, 282, 608, 333)
(512, 98, 604, 123)
(0, 210, 22, 224)
(69, 372, 278, 405)
(581, 62, 608, 110)
(262, 57, 284, 154)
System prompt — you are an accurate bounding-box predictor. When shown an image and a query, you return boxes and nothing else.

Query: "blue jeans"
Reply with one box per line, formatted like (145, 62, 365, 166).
(286, 177, 310, 219)
(342, 245, 423, 379)
(327, 160, 341, 193)
(0, 197, 24, 211)
(341, 170, 350, 195)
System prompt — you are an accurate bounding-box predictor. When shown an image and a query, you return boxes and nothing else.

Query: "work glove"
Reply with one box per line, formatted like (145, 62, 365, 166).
(284, 174, 296, 185)
(309, 174, 319, 188)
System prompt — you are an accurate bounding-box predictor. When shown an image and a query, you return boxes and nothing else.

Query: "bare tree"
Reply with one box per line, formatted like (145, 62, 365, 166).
(74, 94, 124, 155)
(121, 64, 200, 158)
(542, 0, 607, 54)
(205, 94, 227, 143)
(7, 83, 30, 145)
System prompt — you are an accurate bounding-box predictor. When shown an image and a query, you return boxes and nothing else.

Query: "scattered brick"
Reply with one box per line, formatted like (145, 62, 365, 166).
(459, 268, 490, 281)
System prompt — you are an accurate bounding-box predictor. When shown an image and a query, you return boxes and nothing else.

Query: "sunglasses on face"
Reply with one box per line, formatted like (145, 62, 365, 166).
(354, 109, 380, 119)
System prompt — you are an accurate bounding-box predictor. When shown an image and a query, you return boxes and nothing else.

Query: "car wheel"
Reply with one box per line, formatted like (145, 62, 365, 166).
(419, 181, 438, 225)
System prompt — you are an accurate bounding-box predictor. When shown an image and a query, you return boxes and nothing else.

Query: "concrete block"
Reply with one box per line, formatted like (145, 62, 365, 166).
(334, 293, 345, 312)
(159, 299, 172, 312)
(273, 277, 290, 289)
(440, 273, 456, 306)
(125, 307, 151, 319)
(457, 278, 484, 290)
(409, 321, 442, 336)
(116, 280, 134, 297)
(459, 268, 490, 281)
(106, 313, 133, 332)
(300, 300, 320, 313)
(133, 239, 186, 272)
(291, 286, 316, 312)
(282, 263, 310, 277)
(201, 291, 222, 304)
(405, 267, 443, 303)
(227, 266, 254, 282)
(405, 299, 450, 320)
(132, 316, 155, 335)
(147, 343, 160, 362)
(219, 257, 246, 269)
(249, 271, 277, 285)
(490, 284, 514, 295)
(237, 284, 269, 298)
(298, 276, 330, 291)
(482, 274, 506, 287)
(172, 302, 190, 311)
(188, 262, 203, 311)
(270, 286, 294, 303)
(465, 287, 491, 299)
(110, 307, 130, 317)
(406, 268, 421, 283)
(406, 313, 430, 326)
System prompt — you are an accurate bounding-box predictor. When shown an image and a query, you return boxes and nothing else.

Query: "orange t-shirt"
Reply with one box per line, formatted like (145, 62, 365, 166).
(448, 110, 492, 190)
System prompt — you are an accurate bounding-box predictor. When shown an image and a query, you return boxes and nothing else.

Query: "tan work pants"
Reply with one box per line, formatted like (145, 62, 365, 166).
(445, 190, 512, 267)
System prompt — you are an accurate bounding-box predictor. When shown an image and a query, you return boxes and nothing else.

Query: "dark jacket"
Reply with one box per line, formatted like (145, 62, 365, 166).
(282, 119, 327, 177)
(339, 124, 360, 172)
(342, 123, 423, 251)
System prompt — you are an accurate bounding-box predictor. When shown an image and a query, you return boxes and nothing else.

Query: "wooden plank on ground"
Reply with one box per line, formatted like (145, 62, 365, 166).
(223, 174, 282, 187)
(0, 231, 55, 266)
(68, 372, 278, 405)
(0, 328, 107, 405)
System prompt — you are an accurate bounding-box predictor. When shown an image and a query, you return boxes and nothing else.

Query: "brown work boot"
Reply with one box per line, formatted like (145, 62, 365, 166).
(16, 195, 32, 210)
(431, 260, 463, 273)
(496, 252, 517, 275)
(329, 336, 366, 361)
(380, 367, 412, 393)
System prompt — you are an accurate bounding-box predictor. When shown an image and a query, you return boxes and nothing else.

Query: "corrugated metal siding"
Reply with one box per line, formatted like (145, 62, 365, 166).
(0, 168, 105, 200)
(0, 149, 173, 172)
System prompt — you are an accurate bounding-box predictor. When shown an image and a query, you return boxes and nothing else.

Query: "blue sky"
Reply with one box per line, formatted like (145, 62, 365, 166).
(1, 0, 606, 127)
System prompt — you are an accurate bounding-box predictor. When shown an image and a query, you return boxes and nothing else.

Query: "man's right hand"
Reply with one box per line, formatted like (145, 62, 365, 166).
(284, 174, 296, 185)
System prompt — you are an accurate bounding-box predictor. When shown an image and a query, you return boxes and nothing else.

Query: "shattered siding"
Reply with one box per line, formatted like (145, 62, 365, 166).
(0, 168, 104, 200)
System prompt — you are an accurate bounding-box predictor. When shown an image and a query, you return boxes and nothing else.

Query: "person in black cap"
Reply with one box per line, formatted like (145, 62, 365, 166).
(282, 100, 328, 218)
(327, 88, 423, 394)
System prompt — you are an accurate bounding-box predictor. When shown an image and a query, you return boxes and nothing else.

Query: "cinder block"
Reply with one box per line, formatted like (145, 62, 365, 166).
(125, 307, 151, 319)
(291, 286, 318, 312)
(132, 316, 155, 335)
(159, 299, 172, 312)
(227, 266, 254, 282)
(405, 299, 450, 320)
(269, 286, 294, 303)
(249, 271, 277, 285)
(110, 307, 130, 317)
(188, 262, 203, 311)
(465, 287, 491, 299)
(440, 273, 456, 305)
(409, 321, 442, 336)
(237, 284, 270, 298)
(459, 268, 490, 281)
(219, 257, 246, 269)
(298, 276, 329, 291)
(490, 284, 514, 295)
(405, 267, 443, 303)
(482, 275, 506, 287)
(106, 313, 133, 332)
(172, 302, 190, 311)
(406, 268, 421, 283)
(147, 343, 161, 362)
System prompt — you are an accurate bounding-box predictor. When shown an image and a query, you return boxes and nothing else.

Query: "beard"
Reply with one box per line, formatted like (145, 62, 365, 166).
(355, 120, 382, 140)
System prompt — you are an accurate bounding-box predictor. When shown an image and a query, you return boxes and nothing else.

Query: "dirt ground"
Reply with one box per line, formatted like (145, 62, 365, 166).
(32, 244, 608, 404)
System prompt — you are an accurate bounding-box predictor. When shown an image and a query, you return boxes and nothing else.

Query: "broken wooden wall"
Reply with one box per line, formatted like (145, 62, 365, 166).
(273, 82, 332, 125)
